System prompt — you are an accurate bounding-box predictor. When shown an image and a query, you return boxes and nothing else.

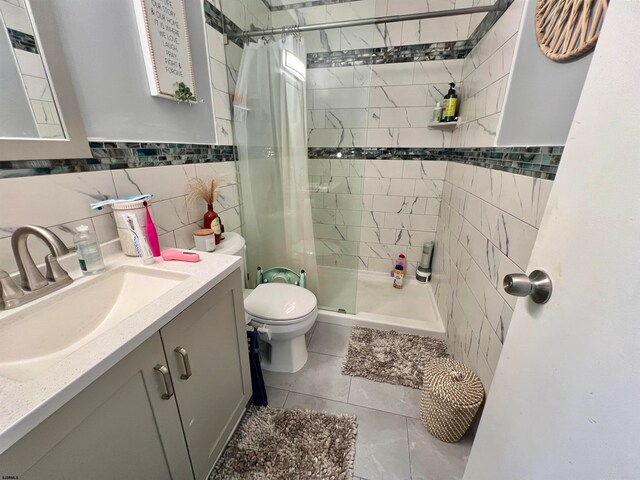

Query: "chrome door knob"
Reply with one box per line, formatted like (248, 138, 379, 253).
(503, 270, 552, 304)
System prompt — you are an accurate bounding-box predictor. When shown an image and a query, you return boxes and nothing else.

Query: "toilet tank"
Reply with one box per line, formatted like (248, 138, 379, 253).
(214, 232, 247, 287)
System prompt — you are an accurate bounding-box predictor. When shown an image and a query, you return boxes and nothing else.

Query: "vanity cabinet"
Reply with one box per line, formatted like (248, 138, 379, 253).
(161, 270, 251, 480)
(1, 269, 251, 480)
(0, 333, 193, 479)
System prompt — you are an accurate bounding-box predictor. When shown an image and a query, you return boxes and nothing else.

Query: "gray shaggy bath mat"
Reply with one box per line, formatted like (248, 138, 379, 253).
(342, 327, 448, 389)
(210, 406, 357, 480)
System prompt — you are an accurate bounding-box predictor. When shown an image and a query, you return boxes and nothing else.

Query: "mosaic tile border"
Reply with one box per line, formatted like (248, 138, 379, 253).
(308, 146, 562, 180)
(1, 145, 560, 180)
(308, 147, 449, 161)
(445, 146, 561, 180)
(0, 143, 236, 179)
(307, 41, 471, 68)
(7, 28, 38, 54)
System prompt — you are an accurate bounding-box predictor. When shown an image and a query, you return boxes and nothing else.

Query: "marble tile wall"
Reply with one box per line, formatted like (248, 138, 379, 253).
(207, 0, 273, 144)
(309, 158, 446, 275)
(278, 0, 516, 150)
(281, 1, 472, 150)
(275, 0, 477, 143)
(451, 0, 525, 147)
(271, 0, 478, 54)
(206, 22, 235, 145)
(307, 59, 464, 148)
(218, 0, 271, 33)
(208, 0, 274, 142)
(431, 161, 553, 390)
(0, 162, 241, 275)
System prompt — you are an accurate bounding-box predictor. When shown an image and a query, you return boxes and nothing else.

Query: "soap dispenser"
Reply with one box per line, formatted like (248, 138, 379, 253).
(443, 82, 458, 122)
(74, 225, 105, 275)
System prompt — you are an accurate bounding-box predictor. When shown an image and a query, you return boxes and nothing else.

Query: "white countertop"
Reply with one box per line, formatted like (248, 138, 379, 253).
(0, 241, 242, 455)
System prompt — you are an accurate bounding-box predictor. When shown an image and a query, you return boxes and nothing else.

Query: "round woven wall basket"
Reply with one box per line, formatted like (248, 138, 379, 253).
(536, 0, 609, 62)
(420, 358, 484, 443)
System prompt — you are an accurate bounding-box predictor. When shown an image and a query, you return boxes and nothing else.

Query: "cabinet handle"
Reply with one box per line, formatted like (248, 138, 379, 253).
(174, 347, 193, 380)
(154, 364, 174, 400)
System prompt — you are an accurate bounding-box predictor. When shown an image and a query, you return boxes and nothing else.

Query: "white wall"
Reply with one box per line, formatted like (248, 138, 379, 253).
(50, 0, 216, 144)
(496, 0, 592, 146)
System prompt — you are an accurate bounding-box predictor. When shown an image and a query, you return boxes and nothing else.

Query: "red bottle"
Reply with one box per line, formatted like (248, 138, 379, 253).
(203, 204, 222, 244)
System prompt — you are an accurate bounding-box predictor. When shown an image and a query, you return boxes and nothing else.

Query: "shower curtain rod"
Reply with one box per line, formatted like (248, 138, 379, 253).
(225, 5, 499, 42)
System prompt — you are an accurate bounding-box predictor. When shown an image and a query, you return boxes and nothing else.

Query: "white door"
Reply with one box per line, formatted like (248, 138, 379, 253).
(464, 3, 640, 479)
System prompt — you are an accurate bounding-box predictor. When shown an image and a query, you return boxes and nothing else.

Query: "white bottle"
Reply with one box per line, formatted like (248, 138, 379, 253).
(393, 265, 405, 289)
(74, 225, 105, 275)
(432, 102, 443, 122)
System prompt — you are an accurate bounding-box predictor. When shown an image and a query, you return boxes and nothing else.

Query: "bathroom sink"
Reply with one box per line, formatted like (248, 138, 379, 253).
(0, 266, 189, 381)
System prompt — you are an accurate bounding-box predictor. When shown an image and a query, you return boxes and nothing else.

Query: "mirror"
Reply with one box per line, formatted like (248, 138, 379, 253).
(0, 0, 90, 161)
(0, 0, 64, 139)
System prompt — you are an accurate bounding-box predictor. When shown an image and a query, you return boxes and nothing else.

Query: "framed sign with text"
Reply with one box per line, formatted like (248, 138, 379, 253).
(132, 0, 197, 101)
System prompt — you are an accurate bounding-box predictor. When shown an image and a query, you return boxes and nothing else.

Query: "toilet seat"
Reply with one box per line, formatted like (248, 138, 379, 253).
(245, 283, 317, 325)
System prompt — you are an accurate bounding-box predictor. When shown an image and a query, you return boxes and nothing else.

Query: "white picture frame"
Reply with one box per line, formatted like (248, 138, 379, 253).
(132, 0, 197, 101)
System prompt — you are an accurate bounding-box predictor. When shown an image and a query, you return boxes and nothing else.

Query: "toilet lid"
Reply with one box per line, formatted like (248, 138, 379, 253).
(245, 283, 317, 322)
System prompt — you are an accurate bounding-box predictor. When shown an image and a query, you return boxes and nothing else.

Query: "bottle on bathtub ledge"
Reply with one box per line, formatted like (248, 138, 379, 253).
(390, 254, 406, 277)
(393, 265, 405, 289)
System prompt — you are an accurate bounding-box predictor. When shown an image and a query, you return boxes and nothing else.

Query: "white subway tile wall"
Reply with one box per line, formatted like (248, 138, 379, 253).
(0, 162, 242, 275)
(215, 0, 526, 151)
(206, 24, 235, 145)
(271, 0, 524, 151)
(209, 0, 272, 145)
(220, 0, 271, 33)
(306, 60, 463, 148)
(431, 162, 552, 390)
(452, 0, 525, 147)
(309, 159, 447, 274)
(272, 0, 478, 53)
(213, 0, 528, 151)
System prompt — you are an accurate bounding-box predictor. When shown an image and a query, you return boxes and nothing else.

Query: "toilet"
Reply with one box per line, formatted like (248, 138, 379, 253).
(214, 232, 318, 373)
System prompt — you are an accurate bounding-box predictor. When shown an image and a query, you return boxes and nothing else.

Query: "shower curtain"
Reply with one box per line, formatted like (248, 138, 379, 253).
(233, 36, 318, 293)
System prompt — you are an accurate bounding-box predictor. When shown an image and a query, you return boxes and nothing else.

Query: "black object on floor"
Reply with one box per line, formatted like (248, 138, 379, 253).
(247, 330, 268, 406)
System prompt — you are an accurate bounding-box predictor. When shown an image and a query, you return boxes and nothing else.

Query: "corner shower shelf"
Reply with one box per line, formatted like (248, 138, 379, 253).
(428, 121, 458, 130)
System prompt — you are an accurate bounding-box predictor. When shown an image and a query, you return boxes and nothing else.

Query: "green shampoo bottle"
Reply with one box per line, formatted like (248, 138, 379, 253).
(443, 82, 458, 122)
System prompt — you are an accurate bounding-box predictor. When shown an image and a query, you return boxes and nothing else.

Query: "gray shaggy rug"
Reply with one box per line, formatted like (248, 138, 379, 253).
(342, 327, 448, 389)
(210, 406, 357, 480)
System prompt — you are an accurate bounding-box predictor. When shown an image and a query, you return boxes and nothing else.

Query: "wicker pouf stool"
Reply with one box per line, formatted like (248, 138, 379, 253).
(420, 358, 485, 443)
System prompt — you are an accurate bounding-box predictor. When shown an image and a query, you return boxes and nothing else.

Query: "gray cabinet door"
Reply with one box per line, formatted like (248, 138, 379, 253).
(0, 333, 194, 480)
(161, 268, 251, 480)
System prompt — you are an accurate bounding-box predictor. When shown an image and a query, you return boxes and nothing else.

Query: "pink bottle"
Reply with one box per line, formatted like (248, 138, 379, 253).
(390, 254, 406, 276)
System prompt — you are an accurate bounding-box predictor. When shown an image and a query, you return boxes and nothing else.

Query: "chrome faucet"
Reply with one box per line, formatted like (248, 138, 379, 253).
(0, 225, 73, 310)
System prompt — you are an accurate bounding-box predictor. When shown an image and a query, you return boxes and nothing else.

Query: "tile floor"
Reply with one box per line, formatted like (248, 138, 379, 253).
(262, 322, 473, 480)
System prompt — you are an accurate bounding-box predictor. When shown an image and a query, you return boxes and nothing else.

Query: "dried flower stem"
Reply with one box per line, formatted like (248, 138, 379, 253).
(187, 176, 219, 206)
